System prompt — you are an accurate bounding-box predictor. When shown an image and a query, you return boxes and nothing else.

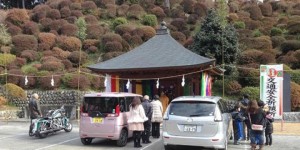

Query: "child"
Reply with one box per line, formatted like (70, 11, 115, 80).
(265, 111, 274, 146)
(231, 105, 245, 145)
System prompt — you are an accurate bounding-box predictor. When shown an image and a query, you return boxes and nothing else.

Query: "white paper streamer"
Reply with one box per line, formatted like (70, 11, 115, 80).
(126, 79, 130, 89)
(156, 78, 159, 89)
(181, 75, 185, 87)
(51, 75, 54, 86)
(25, 76, 28, 85)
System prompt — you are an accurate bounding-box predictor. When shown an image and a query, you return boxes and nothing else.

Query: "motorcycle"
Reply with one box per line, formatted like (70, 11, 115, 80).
(29, 105, 72, 138)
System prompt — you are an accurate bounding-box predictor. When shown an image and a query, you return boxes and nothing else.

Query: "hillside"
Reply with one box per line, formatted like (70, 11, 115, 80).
(0, 0, 300, 110)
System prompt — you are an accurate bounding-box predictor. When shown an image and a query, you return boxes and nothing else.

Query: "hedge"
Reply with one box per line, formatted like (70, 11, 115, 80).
(142, 14, 158, 27)
(240, 86, 260, 101)
(3, 83, 26, 99)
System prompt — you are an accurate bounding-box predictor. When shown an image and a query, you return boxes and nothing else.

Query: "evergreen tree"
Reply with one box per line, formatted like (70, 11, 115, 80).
(189, 9, 239, 75)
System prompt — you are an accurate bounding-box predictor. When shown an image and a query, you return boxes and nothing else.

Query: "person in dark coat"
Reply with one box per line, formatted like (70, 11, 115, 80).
(240, 94, 250, 140)
(231, 105, 245, 145)
(28, 93, 42, 122)
(141, 95, 153, 144)
(265, 111, 274, 146)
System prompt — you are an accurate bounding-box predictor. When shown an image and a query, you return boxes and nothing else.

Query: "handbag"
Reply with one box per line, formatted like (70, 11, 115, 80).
(248, 113, 263, 131)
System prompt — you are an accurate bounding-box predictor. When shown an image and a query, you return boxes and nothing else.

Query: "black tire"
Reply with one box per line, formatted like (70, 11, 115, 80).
(81, 138, 93, 145)
(37, 124, 48, 138)
(116, 129, 128, 147)
(64, 122, 72, 132)
(164, 145, 173, 150)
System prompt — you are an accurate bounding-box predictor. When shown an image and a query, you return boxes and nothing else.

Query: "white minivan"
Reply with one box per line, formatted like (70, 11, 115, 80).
(79, 92, 142, 147)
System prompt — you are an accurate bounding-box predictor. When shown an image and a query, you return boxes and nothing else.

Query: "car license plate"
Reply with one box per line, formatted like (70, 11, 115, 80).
(92, 117, 103, 123)
(184, 125, 197, 132)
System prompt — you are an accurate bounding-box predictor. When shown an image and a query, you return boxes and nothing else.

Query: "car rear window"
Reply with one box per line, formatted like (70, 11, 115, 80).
(83, 97, 118, 114)
(169, 101, 216, 117)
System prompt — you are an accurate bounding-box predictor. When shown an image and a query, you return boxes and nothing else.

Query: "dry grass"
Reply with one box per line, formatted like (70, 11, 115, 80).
(273, 122, 300, 136)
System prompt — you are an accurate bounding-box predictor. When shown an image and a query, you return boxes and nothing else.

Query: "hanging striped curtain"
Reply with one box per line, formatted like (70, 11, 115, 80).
(201, 72, 212, 96)
(105, 74, 111, 92)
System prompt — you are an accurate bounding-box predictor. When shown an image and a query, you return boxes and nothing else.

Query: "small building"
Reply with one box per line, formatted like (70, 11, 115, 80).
(88, 22, 223, 100)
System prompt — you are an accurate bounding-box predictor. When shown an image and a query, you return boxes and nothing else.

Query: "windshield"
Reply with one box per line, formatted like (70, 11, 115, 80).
(168, 101, 216, 117)
(83, 97, 119, 114)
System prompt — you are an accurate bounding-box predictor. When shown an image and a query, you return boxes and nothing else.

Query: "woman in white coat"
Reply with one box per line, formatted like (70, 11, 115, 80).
(151, 95, 163, 138)
(128, 96, 148, 148)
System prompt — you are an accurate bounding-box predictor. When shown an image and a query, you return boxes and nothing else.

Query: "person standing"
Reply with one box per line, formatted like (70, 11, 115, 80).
(231, 105, 245, 145)
(128, 97, 148, 148)
(151, 95, 163, 138)
(265, 111, 274, 146)
(240, 94, 250, 140)
(28, 93, 42, 135)
(141, 95, 153, 144)
(159, 91, 169, 114)
(29, 93, 42, 122)
(247, 100, 266, 150)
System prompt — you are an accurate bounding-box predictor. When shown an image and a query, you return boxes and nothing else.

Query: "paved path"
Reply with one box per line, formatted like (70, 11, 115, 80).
(1, 120, 300, 150)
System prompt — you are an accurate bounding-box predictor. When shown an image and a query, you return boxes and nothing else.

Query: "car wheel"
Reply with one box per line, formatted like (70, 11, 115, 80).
(81, 138, 93, 145)
(164, 145, 173, 150)
(116, 129, 128, 147)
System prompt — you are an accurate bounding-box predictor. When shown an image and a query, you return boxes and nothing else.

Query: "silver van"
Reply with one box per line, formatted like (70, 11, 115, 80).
(162, 96, 232, 150)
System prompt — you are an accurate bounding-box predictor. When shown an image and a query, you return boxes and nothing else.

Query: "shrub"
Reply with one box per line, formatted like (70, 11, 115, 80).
(84, 15, 98, 25)
(133, 26, 156, 41)
(194, 2, 207, 17)
(7, 69, 23, 85)
(291, 82, 300, 111)
(129, 35, 143, 46)
(60, 23, 78, 36)
(86, 24, 105, 39)
(89, 75, 104, 90)
(142, 14, 158, 27)
(150, 6, 166, 20)
(245, 20, 261, 30)
(104, 41, 123, 52)
(115, 24, 135, 36)
(0, 24, 11, 46)
(52, 47, 71, 59)
(170, 18, 187, 32)
(287, 20, 300, 35)
(56, 36, 82, 52)
(22, 21, 40, 36)
(49, 19, 68, 32)
(41, 60, 65, 71)
(247, 5, 263, 20)
(252, 29, 262, 37)
(61, 59, 73, 70)
(38, 74, 61, 90)
(0, 96, 7, 106)
(7, 24, 22, 36)
(83, 39, 100, 49)
(12, 35, 38, 54)
(47, 9, 61, 20)
(187, 14, 198, 24)
(102, 52, 124, 61)
(60, 7, 71, 18)
(71, 10, 84, 18)
(39, 18, 53, 32)
(31, 5, 51, 22)
(117, 4, 129, 17)
(0, 53, 16, 66)
(70, 2, 81, 10)
(66, 16, 77, 24)
(112, 17, 128, 29)
(181, 0, 195, 14)
(238, 50, 263, 65)
(40, 56, 61, 63)
(5, 9, 30, 26)
(225, 80, 242, 95)
(259, 3, 272, 17)
(3, 83, 26, 99)
(277, 51, 297, 68)
(22, 66, 38, 74)
(14, 57, 27, 67)
(281, 40, 300, 53)
(58, 0, 72, 9)
(66, 74, 91, 90)
(106, 4, 117, 18)
(271, 36, 285, 48)
(67, 51, 88, 65)
(234, 21, 246, 29)
(242, 36, 272, 50)
(171, 31, 186, 44)
(101, 33, 123, 45)
(270, 27, 283, 36)
(38, 32, 56, 48)
(240, 86, 260, 101)
(20, 50, 38, 62)
(81, 1, 97, 15)
(127, 4, 145, 20)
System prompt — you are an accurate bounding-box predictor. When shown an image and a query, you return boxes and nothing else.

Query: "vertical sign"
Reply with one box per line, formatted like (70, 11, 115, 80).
(260, 64, 283, 119)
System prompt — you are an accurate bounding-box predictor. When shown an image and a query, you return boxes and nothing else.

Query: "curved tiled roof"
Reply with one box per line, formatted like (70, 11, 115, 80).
(88, 27, 215, 72)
